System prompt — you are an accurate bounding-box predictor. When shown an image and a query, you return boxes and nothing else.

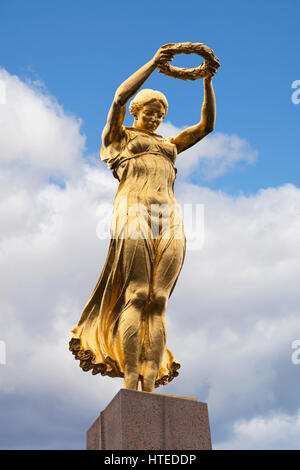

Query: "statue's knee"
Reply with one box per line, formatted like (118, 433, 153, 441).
(129, 287, 149, 309)
(149, 290, 168, 313)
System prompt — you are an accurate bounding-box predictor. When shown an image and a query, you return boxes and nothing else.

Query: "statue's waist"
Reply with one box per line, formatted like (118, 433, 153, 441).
(114, 190, 180, 209)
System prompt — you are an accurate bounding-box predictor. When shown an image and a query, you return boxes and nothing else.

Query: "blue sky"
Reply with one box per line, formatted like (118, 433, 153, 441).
(1, 0, 300, 451)
(1, 0, 299, 194)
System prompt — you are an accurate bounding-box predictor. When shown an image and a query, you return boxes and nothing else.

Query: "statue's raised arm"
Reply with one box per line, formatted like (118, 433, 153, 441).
(101, 46, 175, 148)
(170, 74, 217, 154)
(156, 42, 220, 154)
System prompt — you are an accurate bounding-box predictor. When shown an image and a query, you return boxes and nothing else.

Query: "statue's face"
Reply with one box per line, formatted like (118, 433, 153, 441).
(135, 101, 165, 132)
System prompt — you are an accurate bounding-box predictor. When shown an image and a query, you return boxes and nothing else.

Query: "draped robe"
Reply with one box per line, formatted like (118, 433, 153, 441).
(69, 127, 186, 387)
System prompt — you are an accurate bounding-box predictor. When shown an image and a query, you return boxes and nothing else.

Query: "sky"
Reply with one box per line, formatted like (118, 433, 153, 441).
(0, 0, 300, 450)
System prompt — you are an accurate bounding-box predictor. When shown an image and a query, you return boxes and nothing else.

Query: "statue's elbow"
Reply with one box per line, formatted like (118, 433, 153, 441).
(205, 125, 214, 135)
(114, 92, 125, 106)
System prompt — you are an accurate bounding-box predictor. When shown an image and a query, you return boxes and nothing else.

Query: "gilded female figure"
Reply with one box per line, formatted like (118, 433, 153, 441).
(69, 45, 218, 393)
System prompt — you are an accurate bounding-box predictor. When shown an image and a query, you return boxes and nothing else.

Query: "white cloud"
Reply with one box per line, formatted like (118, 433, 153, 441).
(214, 410, 300, 449)
(0, 69, 299, 449)
(0, 68, 85, 185)
(167, 182, 300, 425)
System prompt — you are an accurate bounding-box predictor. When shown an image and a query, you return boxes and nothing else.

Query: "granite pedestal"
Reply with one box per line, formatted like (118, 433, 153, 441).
(86, 389, 212, 450)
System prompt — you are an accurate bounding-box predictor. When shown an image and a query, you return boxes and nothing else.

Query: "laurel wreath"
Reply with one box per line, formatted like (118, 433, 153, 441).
(157, 42, 220, 81)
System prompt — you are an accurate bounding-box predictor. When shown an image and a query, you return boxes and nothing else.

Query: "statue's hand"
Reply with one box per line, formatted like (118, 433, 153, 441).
(203, 62, 219, 79)
(153, 46, 175, 66)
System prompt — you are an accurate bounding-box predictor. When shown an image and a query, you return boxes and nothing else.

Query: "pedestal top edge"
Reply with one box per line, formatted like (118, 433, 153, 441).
(118, 388, 199, 401)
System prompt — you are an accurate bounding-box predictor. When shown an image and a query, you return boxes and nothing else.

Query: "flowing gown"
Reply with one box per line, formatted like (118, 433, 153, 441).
(69, 127, 186, 387)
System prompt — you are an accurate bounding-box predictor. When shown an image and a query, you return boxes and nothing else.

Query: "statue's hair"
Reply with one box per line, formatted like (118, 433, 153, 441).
(129, 89, 168, 118)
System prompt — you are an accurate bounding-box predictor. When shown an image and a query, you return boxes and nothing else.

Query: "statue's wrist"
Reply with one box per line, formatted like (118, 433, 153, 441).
(151, 57, 159, 67)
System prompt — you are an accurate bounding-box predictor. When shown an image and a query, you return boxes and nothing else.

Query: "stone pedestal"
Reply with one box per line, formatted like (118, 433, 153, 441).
(86, 389, 212, 450)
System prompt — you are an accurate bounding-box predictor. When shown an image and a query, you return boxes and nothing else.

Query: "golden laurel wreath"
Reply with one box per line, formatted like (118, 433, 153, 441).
(157, 42, 220, 81)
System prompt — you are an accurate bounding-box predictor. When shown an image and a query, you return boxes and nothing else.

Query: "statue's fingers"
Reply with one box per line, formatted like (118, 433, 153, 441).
(208, 68, 218, 77)
(160, 52, 174, 62)
(161, 43, 176, 50)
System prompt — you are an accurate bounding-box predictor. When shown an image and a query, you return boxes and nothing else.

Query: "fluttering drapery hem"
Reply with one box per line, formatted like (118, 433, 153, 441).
(68, 234, 184, 388)
(69, 337, 181, 388)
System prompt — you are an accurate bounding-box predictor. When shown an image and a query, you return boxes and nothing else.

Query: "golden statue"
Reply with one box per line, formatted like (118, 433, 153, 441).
(69, 43, 220, 393)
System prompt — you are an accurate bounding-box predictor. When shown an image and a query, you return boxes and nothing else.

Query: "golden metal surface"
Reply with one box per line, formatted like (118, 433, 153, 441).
(157, 42, 220, 80)
(69, 44, 218, 393)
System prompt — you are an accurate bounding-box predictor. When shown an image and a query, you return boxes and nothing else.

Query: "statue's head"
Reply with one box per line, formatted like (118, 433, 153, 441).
(129, 89, 168, 133)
